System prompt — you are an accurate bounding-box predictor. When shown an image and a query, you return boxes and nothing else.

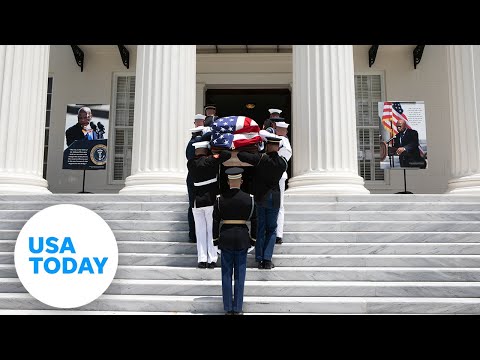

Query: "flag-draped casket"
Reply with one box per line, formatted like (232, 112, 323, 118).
(210, 116, 262, 166)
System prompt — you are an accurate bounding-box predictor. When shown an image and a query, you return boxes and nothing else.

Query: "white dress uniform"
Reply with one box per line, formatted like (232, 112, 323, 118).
(275, 122, 292, 240)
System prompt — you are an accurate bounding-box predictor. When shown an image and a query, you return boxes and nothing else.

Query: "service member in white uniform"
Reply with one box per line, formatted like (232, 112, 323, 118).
(274, 121, 292, 244)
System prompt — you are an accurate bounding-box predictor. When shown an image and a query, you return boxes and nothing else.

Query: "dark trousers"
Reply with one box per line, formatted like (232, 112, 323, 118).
(187, 179, 196, 242)
(221, 248, 248, 313)
(256, 193, 279, 262)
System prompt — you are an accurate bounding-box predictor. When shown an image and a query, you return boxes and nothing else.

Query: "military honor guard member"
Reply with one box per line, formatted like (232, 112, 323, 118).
(268, 108, 283, 119)
(187, 141, 231, 268)
(273, 121, 292, 245)
(237, 136, 288, 269)
(186, 126, 205, 243)
(213, 167, 257, 315)
(204, 104, 219, 127)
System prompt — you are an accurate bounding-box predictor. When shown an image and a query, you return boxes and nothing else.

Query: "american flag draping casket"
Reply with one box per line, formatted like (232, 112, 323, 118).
(210, 116, 262, 150)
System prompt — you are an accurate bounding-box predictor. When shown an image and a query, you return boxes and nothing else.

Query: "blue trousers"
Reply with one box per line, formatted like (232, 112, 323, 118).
(187, 181, 196, 242)
(221, 248, 248, 313)
(256, 194, 279, 262)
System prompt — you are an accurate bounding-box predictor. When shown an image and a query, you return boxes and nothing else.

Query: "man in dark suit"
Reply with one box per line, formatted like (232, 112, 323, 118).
(393, 118, 423, 167)
(213, 167, 257, 315)
(237, 136, 288, 270)
(65, 107, 92, 146)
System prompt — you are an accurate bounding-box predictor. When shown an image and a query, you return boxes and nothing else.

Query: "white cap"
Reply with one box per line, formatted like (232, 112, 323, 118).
(268, 108, 282, 115)
(275, 121, 289, 128)
(194, 114, 206, 120)
(189, 126, 205, 133)
(192, 141, 210, 149)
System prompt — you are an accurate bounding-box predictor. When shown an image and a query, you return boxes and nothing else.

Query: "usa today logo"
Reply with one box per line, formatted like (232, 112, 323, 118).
(14, 204, 118, 309)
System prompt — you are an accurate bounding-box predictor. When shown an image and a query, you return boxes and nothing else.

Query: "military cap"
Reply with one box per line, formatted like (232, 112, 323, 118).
(275, 121, 289, 128)
(265, 136, 282, 144)
(192, 141, 210, 149)
(194, 114, 206, 120)
(225, 167, 244, 180)
(268, 108, 282, 115)
(189, 126, 205, 133)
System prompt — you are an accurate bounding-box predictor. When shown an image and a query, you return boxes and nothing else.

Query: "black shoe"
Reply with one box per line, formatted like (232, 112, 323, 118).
(197, 262, 207, 269)
(233, 311, 244, 315)
(207, 262, 216, 269)
(275, 237, 283, 244)
(257, 261, 264, 269)
(263, 260, 275, 269)
(225, 311, 234, 315)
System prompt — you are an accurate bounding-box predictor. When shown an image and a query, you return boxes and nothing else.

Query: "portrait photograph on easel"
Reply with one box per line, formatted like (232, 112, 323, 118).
(62, 104, 110, 193)
(378, 101, 428, 170)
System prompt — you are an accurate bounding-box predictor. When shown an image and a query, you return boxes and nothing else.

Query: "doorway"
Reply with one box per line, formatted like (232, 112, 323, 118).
(205, 88, 293, 184)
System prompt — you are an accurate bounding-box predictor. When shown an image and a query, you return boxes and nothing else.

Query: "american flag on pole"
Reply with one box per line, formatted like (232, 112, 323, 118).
(210, 116, 262, 150)
(381, 102, 409, 137)
(382, 102, 425, 156)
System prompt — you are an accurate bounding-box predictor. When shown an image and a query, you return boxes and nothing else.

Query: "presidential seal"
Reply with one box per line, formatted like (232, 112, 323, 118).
(90, 144, 107, 166)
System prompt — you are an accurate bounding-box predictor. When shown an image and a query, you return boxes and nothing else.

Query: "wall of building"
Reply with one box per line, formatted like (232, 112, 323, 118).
(47, 45, 136, 193)
(46, 45, 451, 194)
(353, 45, 451, 193)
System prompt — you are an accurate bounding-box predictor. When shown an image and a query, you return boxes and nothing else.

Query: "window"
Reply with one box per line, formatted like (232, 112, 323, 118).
(43, 76, 53, 179)
(110, 74, 135, 182)
(355, 74, 384, 182)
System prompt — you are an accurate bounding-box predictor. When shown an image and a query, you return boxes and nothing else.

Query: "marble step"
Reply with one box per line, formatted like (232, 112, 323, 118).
(3, 219, 480, 232)
(4, 252, 480, 267)
(2, 229, 480, 243)
(113, 231, 480, 243)
(284, 202, 480, 212)
(3, 209, 480, 221)
(3, 252, 480, 267)
(1, 194, 479, 203)
(1, 240, 463, 256)
(2, 264, 480, 282)
(2, 278, 480, 298)
(0, 202, 187, 211)
(115, 242, 480, 255)
(2, 201, 480, 212)
(1, 293, 480, 314)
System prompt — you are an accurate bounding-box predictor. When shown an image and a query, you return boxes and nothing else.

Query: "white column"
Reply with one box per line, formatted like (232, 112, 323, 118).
(0, 45, 51, 194)
(446, 46, 480, 194)
(196, 82, 205, 114)
(287, 45, 369, 195)
(120, 45, 196, 194)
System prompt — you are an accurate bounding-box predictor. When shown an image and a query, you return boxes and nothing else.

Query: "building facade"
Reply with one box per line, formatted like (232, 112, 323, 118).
(0, 45, 479, 195)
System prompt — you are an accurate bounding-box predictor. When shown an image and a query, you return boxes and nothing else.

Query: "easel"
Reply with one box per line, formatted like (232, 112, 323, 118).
(396, 168, 413, 194)
(78, 169, 92, 194)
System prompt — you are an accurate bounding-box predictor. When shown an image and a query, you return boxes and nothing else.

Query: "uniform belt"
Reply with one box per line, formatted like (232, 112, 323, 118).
(223, 220, 247, 224)
(194, 178, 217, 186)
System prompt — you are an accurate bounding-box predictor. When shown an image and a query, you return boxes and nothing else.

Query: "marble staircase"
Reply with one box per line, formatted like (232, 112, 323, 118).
(1, 194, 480, 314)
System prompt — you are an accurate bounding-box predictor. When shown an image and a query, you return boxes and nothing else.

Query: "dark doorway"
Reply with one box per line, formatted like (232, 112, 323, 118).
(205, 88, 293, 185)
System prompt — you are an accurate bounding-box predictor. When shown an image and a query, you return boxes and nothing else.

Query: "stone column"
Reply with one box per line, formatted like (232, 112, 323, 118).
(446, 46, 480, 194)
(120, 45, 196, 194)
(0, 45, 51, 194)
(287, 45, 369, 194)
